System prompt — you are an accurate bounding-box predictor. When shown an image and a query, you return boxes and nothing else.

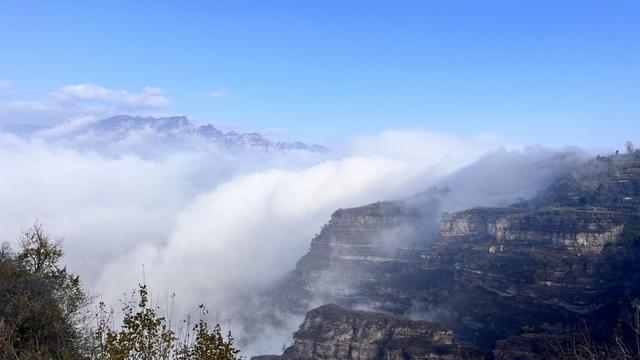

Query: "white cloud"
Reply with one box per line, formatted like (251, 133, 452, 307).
(96, 156, 419, 305)
(91, 130, 502, 336)
(348, 129, 504, 176)
(0, 98, 112, 127)
(0, 83, 172, 126)
(55, 84, 171, 109)
(0, 128, 497, 297)
(4, 127, 575, 356)
(34, 116, 99, 138)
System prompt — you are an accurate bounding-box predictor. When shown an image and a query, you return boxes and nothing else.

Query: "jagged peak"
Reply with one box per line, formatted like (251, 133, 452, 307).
(18, 114, 329, 153)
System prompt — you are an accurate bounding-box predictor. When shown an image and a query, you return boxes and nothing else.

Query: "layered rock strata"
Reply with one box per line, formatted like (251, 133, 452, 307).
(256, 304, 480, 360)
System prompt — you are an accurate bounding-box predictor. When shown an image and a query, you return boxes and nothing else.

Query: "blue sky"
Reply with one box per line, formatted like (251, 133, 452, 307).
(0, 0, 638, 147)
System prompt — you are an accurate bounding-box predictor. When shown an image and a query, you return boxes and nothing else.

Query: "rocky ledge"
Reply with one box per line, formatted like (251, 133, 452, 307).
(265, 191, 445, 313)
(252, 304, 481, 360)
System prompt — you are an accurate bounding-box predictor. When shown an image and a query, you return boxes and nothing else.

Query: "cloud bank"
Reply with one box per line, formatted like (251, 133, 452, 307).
(0, 83, 170, 127)
(0, 128, 496, 289)
(0, 125, 584, 355)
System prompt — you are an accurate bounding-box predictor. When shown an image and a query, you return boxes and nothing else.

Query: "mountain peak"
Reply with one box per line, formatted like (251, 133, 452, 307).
(24, 114, 329, 154)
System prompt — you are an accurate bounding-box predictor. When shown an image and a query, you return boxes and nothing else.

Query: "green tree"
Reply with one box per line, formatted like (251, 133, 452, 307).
(0, 222, 240, 359)
(17, 221, 87, 322)
(0, 222, 88, 359)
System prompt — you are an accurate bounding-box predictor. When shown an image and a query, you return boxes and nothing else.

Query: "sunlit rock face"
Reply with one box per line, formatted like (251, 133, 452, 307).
(255, 304, 480, 360)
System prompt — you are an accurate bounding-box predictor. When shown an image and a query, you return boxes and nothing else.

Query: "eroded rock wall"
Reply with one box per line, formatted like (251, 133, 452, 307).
(261, 304, 479, 360)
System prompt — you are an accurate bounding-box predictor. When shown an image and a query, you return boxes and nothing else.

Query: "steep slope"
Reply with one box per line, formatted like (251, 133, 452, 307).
(254, 304, 481, 360)
(416, 152, 640, 349)
(265, 190, 446, 314)
(256, 151, 640, 359)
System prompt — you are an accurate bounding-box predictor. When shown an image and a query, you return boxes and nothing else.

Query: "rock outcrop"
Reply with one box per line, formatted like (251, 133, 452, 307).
(267, 190, 446, 313)
(414, 152, 640, 350)
(256, 151, 640, 359)
(255, 304, 480, 360)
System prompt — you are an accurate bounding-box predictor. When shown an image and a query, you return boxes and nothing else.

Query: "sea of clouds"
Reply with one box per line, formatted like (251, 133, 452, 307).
(0, 124, 588, 355)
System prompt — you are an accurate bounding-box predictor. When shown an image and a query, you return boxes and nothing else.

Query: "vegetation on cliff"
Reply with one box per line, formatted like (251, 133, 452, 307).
(0, 223, 240, 360)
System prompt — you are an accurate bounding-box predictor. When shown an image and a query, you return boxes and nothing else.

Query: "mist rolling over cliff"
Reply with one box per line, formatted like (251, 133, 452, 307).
(0, 118, 595, 355)
(2, 1, 639, 359)
(1, 113, 635, 358)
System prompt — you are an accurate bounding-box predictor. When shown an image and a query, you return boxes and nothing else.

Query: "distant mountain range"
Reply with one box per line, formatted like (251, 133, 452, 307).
(1, 115, 329, 153)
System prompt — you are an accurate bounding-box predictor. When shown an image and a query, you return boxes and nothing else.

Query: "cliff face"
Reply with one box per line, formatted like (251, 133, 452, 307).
(406, 153, 640, 352)
(263, 304, 479, 360)
(267, 191, 445, 313)
(439, 207, 624, 252)
(418, 208, 628, 348)
(257, 152, 640, 359)
(428, 207, 626, 300)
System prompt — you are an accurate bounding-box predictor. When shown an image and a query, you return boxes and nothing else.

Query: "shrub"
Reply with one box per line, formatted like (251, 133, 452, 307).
(93, 286, 240, 360)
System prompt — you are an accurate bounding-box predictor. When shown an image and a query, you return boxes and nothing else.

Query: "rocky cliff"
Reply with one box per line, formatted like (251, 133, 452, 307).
(256, 151, 640, 359)
(256, 304, 481, 360)
(416, 152, 640, 349)
(265, 190, 446, 314)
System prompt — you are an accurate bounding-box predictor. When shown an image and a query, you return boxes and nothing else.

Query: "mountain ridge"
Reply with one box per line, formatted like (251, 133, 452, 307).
(2, 114, 329, 153)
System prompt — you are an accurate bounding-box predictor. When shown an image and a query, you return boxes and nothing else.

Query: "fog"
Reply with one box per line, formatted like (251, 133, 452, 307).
(0, 128, 588, 355)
